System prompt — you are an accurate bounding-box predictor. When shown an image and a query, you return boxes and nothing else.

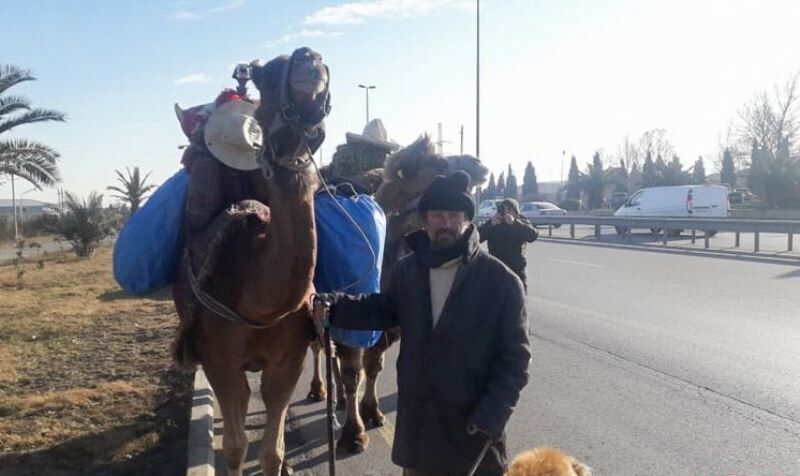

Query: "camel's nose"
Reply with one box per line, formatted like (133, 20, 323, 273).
(290, 49, 327, 95)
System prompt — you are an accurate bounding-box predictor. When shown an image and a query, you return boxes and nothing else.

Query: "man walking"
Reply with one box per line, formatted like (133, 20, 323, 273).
(477, 198, 538, 291)
(312, 171, 530, 476)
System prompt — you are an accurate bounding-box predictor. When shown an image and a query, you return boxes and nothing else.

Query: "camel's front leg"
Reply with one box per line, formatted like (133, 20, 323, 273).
(307, 339, 327, 402)
(336, 344, 368, 454)
(204, 365, 250, 476)
(258, 320, 310, 476)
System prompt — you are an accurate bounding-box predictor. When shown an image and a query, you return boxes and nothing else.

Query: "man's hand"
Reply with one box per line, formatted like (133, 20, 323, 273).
(311, 294, 331, 338)
(490, 213, 502, 225)
(503, 213, 515, 224)
(467, 422, 490, 437)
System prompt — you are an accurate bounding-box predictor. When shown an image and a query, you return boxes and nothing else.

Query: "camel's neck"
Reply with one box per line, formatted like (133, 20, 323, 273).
(240, 173, 317, 322)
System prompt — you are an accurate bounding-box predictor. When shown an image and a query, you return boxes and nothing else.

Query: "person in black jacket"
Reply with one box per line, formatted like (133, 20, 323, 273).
(312, 171, 531, 476)
(477, 198, 538, 291)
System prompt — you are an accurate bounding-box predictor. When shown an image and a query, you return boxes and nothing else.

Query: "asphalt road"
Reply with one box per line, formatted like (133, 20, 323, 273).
(216, 240, 800, 475)
(541, 225, 800, 257)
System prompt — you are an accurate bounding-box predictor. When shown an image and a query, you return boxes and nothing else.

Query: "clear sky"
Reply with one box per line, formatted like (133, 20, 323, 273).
(2, 0, 799, 204)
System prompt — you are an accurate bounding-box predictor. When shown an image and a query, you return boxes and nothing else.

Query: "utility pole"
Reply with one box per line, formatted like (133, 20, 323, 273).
(434, 123, 451, 154)
(10, 173, 18, 242)
(358, 84, 376, 125)
(476, 0, 481, 158)
(560, 150, 566, 189)
(460, 125, 464, 155)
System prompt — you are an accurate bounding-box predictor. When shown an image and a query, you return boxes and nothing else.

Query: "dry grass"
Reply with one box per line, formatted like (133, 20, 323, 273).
(0, 246, 192, 476)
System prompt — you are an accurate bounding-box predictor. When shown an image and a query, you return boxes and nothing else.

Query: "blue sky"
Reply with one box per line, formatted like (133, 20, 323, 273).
(2, 0, 799, 204)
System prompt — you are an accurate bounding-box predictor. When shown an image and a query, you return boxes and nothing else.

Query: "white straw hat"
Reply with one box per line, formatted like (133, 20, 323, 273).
(203, 100, 262, 171)
(345, 118, 399, 152)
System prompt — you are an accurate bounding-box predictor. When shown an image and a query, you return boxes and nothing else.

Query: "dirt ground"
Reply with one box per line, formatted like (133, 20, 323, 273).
(0, 245, 192, 476)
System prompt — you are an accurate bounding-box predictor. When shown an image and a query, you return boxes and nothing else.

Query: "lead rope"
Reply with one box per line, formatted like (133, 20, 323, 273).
(466, 438, 493, 476)
(324, 327, 337, 476)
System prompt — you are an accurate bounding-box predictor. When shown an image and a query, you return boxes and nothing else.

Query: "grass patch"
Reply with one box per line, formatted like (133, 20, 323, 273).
(0, 246, 192, 476)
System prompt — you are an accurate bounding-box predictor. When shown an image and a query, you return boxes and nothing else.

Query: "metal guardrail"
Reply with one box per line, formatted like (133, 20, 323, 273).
(527, 215, 800, 253)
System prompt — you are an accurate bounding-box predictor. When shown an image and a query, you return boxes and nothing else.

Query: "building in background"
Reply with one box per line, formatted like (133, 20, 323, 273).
(0, 199, 53, 226)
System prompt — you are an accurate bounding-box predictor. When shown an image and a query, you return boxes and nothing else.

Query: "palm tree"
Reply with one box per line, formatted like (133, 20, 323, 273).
(55, 192, 114, 257)
(0, 64, 66, 239)
(106, 166, 157, 215)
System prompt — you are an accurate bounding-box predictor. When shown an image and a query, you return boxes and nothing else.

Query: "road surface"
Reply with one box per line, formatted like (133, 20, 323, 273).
(213, 240, 800, 475)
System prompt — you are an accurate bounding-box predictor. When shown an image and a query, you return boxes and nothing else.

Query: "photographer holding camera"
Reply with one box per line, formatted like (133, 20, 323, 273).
(478, 198, 538, 291)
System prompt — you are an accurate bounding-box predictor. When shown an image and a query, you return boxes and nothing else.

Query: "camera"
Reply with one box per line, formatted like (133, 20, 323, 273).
(497, 204, 506, 216)
(232, 63, 252, 81)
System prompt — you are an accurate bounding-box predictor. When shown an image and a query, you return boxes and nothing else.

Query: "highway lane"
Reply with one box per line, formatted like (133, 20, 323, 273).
(218, 240, 800, 475)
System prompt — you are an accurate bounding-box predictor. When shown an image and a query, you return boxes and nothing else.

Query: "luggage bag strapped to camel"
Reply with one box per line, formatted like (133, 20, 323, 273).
(314, 185, 386, 348)
(113, 169, 189, 295)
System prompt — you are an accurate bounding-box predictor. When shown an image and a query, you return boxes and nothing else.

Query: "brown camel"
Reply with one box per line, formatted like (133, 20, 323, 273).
(307, 135, 489, 454)
(172, 48, 330, 476)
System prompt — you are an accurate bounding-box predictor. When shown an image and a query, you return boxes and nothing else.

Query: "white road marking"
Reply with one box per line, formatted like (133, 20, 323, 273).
(547, 258, 604, 268)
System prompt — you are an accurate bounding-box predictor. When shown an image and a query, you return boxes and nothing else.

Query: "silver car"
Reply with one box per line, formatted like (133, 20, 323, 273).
(520, 201, 567, 227)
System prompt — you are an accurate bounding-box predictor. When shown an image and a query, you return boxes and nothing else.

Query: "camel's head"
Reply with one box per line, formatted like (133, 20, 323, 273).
(376, 135, 489, 213)
(251, 47, 330, 192)
(445, 154, 489, 188)
(381, 135, 445, 198)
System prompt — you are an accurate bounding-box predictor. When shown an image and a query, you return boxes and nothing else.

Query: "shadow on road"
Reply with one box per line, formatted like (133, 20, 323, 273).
(775, 268, 800, 279)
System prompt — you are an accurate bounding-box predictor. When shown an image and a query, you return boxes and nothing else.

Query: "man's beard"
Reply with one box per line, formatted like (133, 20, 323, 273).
(431, 230, 458, 249)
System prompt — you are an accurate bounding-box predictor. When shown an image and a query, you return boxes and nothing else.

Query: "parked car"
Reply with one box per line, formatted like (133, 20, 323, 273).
(728, 188, 754, 205)
(613, 184, 729, 236)
(476, 199, 505, 223)
(521, 201, 567, 227)
(610, 192, 628, 209)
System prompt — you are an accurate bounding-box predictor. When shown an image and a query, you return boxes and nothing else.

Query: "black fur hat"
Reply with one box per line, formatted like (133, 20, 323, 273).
(418, 171, 475, 220)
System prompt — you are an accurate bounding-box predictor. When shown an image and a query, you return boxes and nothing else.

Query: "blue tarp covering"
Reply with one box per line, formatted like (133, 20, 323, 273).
(314, 191, 386, 348)
(113, 169, 188, 295)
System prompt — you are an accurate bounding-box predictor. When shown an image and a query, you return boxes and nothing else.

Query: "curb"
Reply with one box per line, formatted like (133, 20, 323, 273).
(187, 368, 215, 476)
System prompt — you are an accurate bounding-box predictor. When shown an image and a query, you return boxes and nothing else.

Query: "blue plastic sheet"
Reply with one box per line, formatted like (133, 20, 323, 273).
(314, 191, 386, 348)
(113, 169, 188, 295)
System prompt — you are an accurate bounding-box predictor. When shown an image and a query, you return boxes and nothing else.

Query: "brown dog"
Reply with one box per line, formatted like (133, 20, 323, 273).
(506, 448, 592, 476)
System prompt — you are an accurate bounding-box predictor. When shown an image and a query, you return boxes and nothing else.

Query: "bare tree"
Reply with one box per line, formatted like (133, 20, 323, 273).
(638, 129, 675, 163)
(738, 73, 800, 158)
(616, 135, 640, 170)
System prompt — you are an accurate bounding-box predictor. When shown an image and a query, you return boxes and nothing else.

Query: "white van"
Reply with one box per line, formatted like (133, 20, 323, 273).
(614, 185, 729, 235)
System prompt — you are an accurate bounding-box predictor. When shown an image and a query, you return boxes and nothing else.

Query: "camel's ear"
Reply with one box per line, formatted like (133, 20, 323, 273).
(250, 63, 266, 91)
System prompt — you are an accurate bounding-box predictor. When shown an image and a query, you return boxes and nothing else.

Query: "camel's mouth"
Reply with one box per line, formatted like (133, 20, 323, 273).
(254, 47, 331, 177)
(446, 155, 490, 187)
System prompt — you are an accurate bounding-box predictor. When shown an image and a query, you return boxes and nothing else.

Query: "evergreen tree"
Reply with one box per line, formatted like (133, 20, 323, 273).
(566, 155, 580, 200)
(579, 152, 608, 209)
(497, 172, 506, 197)
(629, 160, 642, 191)
(505, 164, 518, 199)
(641, 152, 659, 187)
(485, 172, 497, 198)
(691, 157, 706, 184)
(748, 139, 800, 207)
(661, 155, 691, 186)
(522, 161, 538, 200)
(720, 148, 737, 187)
(614, 158, 629, 192)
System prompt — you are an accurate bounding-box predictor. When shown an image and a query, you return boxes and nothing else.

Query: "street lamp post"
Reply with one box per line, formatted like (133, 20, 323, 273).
(358, 84, 376, 125)
(560, 150, 566, 201)
(476, 0, 480, 158)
